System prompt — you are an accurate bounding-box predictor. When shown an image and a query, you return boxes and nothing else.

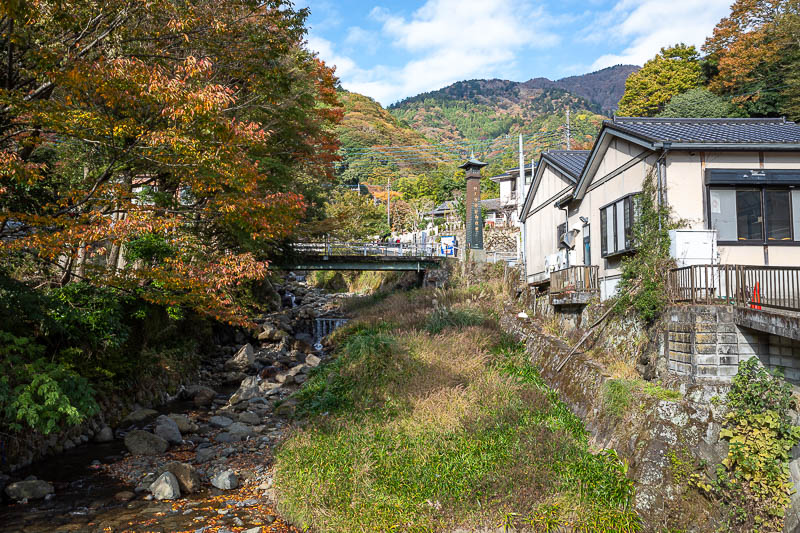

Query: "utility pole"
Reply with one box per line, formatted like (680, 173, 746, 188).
(387, 178, 391, 232)
(518, 134, 525, 263)
(566, 108, 571, 150)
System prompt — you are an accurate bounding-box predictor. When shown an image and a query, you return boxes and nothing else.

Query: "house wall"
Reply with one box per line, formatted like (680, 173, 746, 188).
(523, 165, 574, 284)
(498, 179, 514, 206)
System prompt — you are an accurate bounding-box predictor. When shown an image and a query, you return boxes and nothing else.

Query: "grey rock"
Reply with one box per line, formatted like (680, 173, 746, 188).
(5, 480, 54, 501)
(227, 422, 254, 436)
(294, 374, 308, 384)
(196, 447, 216, 463)
(210, 470, 238, 490)
(224, 343, 255, 372)
(168, 414, 197, 434)
(163, 462, 202, 493)
(186, 385, 217, 407)
(229, 376, 261, 405)
(216, 432, 244, 443)
(135, 473, 157, 493)
(124, 430, 169, 455)
(155, 415, 182, 445)
(304, 354, 321, 367)
(238, 411, 260, 425)
(209, 415, 233, 428)
(149, 472, 181, 500)
(94, 426, 114, 443)
(121, 408, 159, 425)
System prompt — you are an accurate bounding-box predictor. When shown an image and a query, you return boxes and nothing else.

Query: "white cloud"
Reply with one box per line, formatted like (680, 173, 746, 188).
(589, 0, 732, 69)
(306, 0, 561, 105)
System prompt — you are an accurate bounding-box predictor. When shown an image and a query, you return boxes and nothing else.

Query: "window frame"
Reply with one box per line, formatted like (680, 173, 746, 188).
(706, 184, 800, 246)
(599, 192, 640, 258)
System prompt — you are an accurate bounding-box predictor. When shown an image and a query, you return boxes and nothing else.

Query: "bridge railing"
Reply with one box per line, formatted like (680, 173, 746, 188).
(291, 242, 444, 258)
(668, 264, 800, 313)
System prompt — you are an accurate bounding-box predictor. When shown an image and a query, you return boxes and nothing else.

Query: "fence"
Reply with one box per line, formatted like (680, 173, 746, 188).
(668, 264, 800, 312)
(292, 242, 440, 257)
(550, 265, 599, 295)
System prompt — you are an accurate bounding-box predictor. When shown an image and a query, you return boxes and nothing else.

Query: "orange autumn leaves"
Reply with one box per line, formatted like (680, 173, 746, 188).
(0, 0, 341, 326)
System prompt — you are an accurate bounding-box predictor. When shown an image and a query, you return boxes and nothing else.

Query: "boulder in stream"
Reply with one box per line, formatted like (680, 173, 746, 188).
(154, 415, 182, 445)
(228, 376, 261, 405)
(224, 343, 255, 372)
(185, 385, 217, 407)
(124, 430, 169, 455)
(94, 426, 114, 443)
(149, 472, 181, 500)
(209, 415, 233, 428)
(5, 480, 54, 501)
(121, 408, 158, 426)
(163, 461, 202, 493)
(211, 470, 238, 490)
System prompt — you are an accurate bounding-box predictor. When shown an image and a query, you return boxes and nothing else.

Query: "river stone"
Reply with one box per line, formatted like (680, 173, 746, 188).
(168, 414, 197, 434)
(155, 415, 182, 445)
(114, 490, 136, 502)
(216, 432, 245, 443)
(121, 408, 159, 426)
(224, 343, 255, 372)
(229, 376, 261, 405)
(227, 422, 254, 436)
(186, 385, 217, 407)
(124, 430, 169, 455)
(238, 411, 260, 425)
(294, 374, 308, 384)
(305, 354, 321, 367)
(209, 415, 233, 429)
(163, 462, 202, 493)
(210, 470, 238, 490)
(5, 480, 54, 501)
(94, 426, 114, 443)
(149, 472, 181, 500)
(196, 447, 216, 463)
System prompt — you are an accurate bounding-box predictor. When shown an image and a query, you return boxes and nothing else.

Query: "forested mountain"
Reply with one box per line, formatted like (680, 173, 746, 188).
(386, 65, 636, 142)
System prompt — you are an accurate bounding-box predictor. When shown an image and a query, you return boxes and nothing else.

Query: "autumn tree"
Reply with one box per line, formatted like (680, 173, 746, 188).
(617, 44, 704, 116)
(0, 0, 341, 325)
(703, 0, 800, 118)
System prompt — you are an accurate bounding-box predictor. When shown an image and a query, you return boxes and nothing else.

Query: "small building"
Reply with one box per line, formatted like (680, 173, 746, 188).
(489, 163, 534, 225)
(521, 117, 800, 383)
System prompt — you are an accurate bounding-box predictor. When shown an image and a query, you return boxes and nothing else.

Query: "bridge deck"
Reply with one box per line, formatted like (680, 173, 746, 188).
(278, 254, 443, 271)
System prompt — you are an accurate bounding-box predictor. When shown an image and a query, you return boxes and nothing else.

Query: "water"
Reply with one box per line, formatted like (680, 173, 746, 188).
(312, 317, 348, 345)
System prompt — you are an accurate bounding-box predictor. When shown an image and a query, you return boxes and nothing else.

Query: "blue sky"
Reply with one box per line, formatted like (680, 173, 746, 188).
(297, 0, 733, 106)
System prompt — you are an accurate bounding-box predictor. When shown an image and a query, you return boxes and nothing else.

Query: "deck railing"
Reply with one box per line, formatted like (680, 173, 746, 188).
(668, 264, 800, 312)
(550, 265, 599, 295)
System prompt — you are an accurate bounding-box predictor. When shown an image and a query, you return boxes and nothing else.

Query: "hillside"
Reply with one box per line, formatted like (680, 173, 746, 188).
(524, 65, 641, 113)
(386, 65, 636, 143)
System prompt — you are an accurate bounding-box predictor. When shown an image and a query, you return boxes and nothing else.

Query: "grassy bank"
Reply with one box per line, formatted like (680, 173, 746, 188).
(274, 282, 641, 532)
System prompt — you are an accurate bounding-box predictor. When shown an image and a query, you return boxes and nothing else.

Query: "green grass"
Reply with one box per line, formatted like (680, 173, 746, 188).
(275, 295, 641, 532)
(603, 379, 682, 417)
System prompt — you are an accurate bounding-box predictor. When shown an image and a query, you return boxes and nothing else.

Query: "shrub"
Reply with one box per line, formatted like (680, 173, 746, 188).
(425, 306, 485, 334)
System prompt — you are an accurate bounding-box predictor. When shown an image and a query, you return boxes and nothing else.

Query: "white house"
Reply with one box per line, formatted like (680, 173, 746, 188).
(521, 117, 800, 300)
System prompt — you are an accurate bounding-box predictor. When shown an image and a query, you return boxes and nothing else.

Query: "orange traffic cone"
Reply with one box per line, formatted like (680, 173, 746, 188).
(751, 282, 762, 310)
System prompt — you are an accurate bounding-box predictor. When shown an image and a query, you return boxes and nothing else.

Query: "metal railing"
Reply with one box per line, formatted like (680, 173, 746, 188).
(668, 264, 800, 312)
(291, 241, 446, 258)
(550, 265, 599, 295)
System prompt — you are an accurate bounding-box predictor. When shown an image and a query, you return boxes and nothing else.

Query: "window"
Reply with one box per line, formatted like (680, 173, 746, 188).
(583, 224, 591, 266)
(600, 193, 639, 257)
(557, 222, 567, 249)
(708, 186, 800, 243)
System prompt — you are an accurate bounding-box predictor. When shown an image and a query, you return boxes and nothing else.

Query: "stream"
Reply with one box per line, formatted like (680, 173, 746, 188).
(0, 275, 349, 533)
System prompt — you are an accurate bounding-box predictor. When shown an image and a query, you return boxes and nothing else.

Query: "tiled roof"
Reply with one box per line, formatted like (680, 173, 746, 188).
(608, 117, 800, 145)
(429, 200, 456, 216)
(541, 150, 590, 180)
(480, 198, 501, 212)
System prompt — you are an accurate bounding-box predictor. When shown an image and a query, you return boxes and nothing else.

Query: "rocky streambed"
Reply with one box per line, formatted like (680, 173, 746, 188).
(0, 274, 346, 533)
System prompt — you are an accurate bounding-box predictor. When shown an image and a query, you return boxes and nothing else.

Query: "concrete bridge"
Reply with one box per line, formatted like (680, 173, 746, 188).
(276, 242, 450, 271)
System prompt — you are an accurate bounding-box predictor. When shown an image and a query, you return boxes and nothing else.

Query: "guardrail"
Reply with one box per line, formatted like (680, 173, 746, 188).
(550, 265, 599, 295)
(291, 242, 446, 258)
(668, 264, 800, 312)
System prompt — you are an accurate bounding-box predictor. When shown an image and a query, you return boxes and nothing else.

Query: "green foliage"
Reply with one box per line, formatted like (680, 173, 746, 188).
(618, 44, 704, 116)
(424, 306, 485, 334)
(658, 88, 743, 118)
(713, 358, 800, 530)
(124, 233, 175, 263)
(602, 379, 635, 417)
(0, 332, 98, 434)
(614, 171, 677, 322)
(324, 189, 389, 240)
(48, 282, 131, 352)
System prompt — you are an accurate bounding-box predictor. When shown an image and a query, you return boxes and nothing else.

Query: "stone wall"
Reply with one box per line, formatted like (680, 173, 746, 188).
(666, 304, 800, 386)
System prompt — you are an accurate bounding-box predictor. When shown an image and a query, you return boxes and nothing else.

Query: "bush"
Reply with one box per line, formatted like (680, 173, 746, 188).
(425, 306, 485, 334)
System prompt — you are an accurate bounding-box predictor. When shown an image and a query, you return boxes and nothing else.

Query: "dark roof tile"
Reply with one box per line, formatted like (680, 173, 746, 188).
(608, 117, 800, 145)
(540, 150, 590, 180)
